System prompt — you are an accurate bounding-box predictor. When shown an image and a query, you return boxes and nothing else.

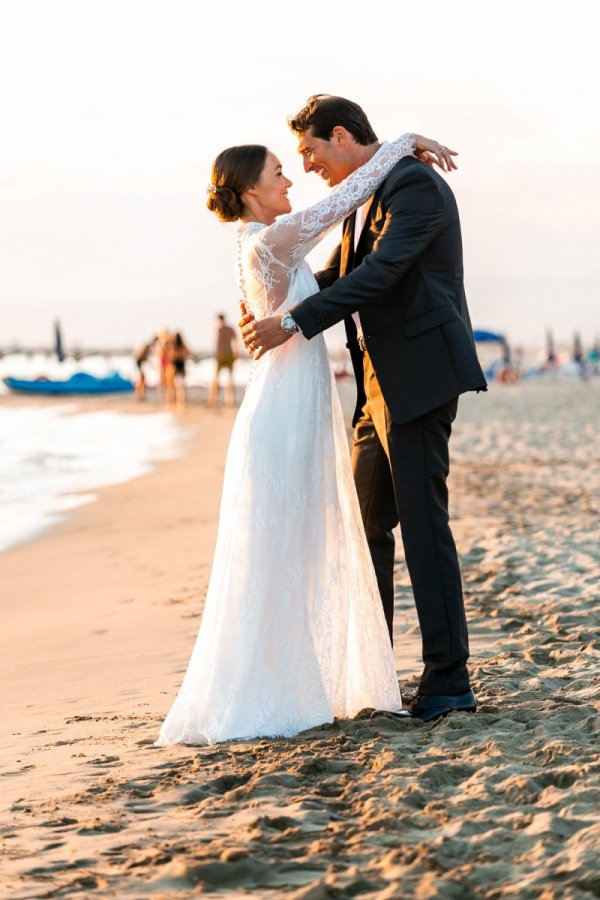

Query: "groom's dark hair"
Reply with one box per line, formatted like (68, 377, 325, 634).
(288, 95, 378, 146)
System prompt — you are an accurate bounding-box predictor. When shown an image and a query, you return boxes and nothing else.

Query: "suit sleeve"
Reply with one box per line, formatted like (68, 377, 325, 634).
(291, 171, 445, 339)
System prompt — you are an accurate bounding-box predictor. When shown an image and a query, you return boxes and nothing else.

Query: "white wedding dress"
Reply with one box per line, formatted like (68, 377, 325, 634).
(157, 135, 415, 746)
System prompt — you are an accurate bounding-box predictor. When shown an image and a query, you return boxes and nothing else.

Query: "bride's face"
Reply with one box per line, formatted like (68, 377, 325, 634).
(248, 152, 293, 220)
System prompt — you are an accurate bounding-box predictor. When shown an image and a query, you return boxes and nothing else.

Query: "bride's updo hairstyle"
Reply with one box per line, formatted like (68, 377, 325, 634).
(207, 145, 268, 223)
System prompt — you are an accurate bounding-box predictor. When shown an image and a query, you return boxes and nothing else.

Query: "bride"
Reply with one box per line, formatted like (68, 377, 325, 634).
(157, 130, 450, 746)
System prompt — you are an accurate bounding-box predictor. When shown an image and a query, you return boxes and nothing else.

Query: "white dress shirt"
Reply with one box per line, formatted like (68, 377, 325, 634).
(352, 199, 371, 340)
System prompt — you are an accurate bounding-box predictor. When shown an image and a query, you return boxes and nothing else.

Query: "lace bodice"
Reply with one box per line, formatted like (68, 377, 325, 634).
(237, 134, 416, 317)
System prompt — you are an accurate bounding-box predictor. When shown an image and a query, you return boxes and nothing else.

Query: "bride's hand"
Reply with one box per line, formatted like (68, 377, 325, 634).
(239, 302, 258, 356)
(413, 135, 458, 172)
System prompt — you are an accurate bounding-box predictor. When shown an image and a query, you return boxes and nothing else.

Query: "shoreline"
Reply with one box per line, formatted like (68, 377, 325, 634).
(2, 380, 599, 898)
(0, 390, 229, 555)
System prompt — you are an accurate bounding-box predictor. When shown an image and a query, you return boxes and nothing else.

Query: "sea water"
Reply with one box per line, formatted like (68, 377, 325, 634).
(0, 404, 183, 552)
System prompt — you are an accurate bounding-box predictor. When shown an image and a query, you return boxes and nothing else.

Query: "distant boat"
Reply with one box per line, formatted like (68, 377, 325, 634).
(3, 372, 134, 395)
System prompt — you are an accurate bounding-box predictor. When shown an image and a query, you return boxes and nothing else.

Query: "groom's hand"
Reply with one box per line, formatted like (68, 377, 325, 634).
(240, 313, 292, 359)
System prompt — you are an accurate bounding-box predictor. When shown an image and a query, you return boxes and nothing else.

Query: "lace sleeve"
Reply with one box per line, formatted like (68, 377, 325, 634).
(258, 133, 416, 269)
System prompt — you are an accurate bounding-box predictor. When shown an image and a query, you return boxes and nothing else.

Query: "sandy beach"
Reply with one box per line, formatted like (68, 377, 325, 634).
(2, 379, 599, 898)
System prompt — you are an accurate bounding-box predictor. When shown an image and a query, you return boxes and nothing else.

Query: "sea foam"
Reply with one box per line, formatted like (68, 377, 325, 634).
(0, 404, 183, 552)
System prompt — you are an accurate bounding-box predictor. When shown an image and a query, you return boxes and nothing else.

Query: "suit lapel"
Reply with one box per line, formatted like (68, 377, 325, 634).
(354, 195, 377, 263)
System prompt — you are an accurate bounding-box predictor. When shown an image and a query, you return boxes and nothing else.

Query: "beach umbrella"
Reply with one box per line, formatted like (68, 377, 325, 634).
(473, 330, 504, 343)
(54, 320, 65, 362)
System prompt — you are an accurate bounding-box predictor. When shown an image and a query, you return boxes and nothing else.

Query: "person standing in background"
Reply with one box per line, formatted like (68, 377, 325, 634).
(157, 330, 172, 395)
(166, 331, 193, 412)
(208, 313, 238, 406)
(133, 335, 157, 400)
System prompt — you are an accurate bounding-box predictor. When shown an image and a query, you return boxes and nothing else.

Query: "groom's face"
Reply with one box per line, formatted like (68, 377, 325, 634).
(296, 126, 354, 187)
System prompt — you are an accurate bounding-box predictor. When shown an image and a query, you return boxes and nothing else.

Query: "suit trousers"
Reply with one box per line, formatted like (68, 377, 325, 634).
(351, 351, 470, 695)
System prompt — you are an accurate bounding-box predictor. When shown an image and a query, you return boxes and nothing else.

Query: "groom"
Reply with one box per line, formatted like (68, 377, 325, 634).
(241, 95, 487, 721)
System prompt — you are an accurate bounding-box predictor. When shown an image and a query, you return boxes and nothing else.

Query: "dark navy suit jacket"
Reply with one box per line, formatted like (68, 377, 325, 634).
(290, 155, 487, 425)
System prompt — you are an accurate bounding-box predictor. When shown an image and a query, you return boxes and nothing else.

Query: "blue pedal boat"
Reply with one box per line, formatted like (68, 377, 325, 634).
(3, 372, 134, 395)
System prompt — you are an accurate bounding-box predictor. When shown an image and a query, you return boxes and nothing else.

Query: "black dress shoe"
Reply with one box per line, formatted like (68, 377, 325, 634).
(410, 689, 477, 722)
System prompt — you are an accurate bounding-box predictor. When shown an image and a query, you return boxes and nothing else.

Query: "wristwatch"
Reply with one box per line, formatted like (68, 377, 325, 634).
(281, 313, 299, 335)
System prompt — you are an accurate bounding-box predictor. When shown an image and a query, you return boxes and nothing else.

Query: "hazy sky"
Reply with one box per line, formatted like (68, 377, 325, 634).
(1, 0, 599, 351)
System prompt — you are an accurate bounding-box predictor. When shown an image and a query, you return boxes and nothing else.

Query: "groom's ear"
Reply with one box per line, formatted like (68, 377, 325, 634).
(330, 126, 351, 147)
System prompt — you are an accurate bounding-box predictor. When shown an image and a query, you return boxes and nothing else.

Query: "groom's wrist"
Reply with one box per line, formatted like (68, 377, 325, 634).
(281, 313, 300, 335)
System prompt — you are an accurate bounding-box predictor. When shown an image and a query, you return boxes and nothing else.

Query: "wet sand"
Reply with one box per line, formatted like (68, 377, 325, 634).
(1, 379, 599, 898)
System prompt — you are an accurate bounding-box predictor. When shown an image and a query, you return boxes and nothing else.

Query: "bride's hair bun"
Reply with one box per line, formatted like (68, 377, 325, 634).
(206, 145, 268, 223)
(207, 185, 243, 223)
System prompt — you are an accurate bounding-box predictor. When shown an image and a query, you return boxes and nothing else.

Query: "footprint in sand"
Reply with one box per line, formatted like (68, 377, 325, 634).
(77, 818, 124, 835)
(40, 816, 78, 828)
(1, 763, 35, 777)
(206, 773, 252, 795)
(40, 841, 66, 851)
(151, 856, 322, 893)
(85, 756, 123, 768)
